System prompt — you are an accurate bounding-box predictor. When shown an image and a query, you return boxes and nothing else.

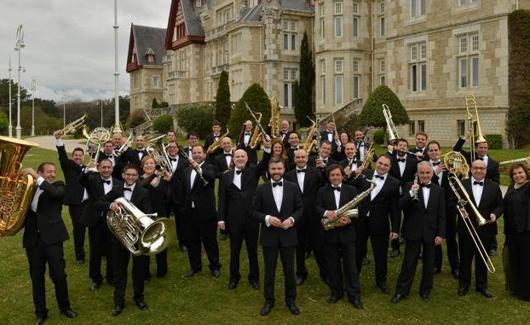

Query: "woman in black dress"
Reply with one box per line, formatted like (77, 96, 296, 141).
(502, 162, 530, 301)
(140, 156, 172, 278)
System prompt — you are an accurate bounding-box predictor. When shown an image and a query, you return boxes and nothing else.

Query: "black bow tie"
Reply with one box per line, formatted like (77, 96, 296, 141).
(244, 132, 251, 135)
(137, 149, 145, 154)
(225, 153, 232, 157)
(476, 157, 484, 161)
(102, 180, 111, 185)
(375, 175, 384, 180)
(332, 186, 341, 192)
(123, 187, 132, 191)
(474, 181, 484, 186)
(297, 169, 306, 173)
(105, 155, 113, 159)
(169, 158, 177, 162)
(273, 181, 283, 187)
(420, 183, 431, 188)
(416, 148, 424, 152)
(235, 170, 242, 175)
(359, 143, 364, 147)
(432, 161, 441, 166)
(397, 158, 406, 163)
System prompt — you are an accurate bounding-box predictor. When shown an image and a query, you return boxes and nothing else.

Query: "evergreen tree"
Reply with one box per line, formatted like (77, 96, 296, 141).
(358, 85, 409, 127)
(215, 70, 231, 127)
(227, 83, 270, 138)
(293, 32, 315, 127)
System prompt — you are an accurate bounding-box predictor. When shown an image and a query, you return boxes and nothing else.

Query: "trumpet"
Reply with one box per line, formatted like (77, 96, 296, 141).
(382, 104, 399, 143)
(54, 114, 87, 136)
(499, 156, 530, 166)
(114, 133, 133, 157)
(465, 95, 487, 162)
(447, 173, 495, 273)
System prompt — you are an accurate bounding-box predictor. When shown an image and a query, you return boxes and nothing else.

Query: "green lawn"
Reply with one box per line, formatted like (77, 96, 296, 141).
(0, 147, 529, 324)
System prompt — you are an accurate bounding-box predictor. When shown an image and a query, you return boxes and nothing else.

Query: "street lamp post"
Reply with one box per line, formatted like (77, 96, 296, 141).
(14, 25, 25, 139)
(113, 0, 121, 133)
(31, 79, 36, 136)
(100, 101, 103, 127)
(62, 91, 66, 129)
(8, 55, 13, 137)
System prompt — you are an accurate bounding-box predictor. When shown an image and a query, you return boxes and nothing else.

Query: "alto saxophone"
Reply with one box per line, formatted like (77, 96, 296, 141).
(207, 129, 230, 154)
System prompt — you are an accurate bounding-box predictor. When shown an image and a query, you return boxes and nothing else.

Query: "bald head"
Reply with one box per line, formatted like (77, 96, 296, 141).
(471, 159, 486, 181)
(233, 149, 248, 169)
(294, 149, 308, 168)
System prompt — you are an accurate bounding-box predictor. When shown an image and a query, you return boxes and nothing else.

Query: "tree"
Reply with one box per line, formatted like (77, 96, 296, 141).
(358, 85, 409, 127)
(153, 114, 174, 134)
(176, 104, 214, 138)
(152, 98, 159, 109)
(227, 83, 270, 138)
(215, 70, 231, 127)
(0, 111, 8, 133)
(293, 32, 315, 127)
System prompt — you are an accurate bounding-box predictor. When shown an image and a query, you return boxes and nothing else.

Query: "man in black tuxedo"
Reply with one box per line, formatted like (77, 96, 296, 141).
(180, 145, 221, 278)
(237, 120, 258, 165)
(453, 133, 501, 255)
(316, 164, 364, 309)
(98, 140, 121, 179)
(353, 130, 375, 165)
(79, 159, 122, 290)
(391, 161, 446, 303)
(55, 132, 87, 264)
(427, 141, 459, 278)
(412, 132, 429, 161)
(165, 130, 177, 144)
(308, 140, 336, 170)
(457, 159, 503, 298)
(320, 121, 339, 152)
(119, 135, 147, 172)
(279, 119, 292, 147)
(356, 155, 401, 294)
(285, 132, 301, 171)
(253, 158, 303, 316)
(166, 141, 189, 251)
(389, 138, 418, 257)
(213, 137, 234, 178)
(23, 163, 77, 324)
(184, 132, 200, 159)
(285, 149, 327, 286)
(218, 140, 271, 290)
(99, 164, 152, 316)
(204, 120, 223, 157)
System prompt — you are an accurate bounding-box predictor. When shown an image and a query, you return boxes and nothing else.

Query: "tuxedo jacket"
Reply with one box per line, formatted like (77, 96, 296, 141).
(252, 180, 303, 247)
(168, 156, 189, 205)
(119, 147, 148, 171)
(452, 138, 500, 183)
(79, 171, 123, 226)
(97, 152, 121, 179)
(389, 153, 418, 188)
(213, 153, 233, 179)
(141, 177, 169, 218)
(320, 130, 339, 152)
(460, 178, 503, 237)
(315, 183, 358, 243)
(399, 182, 446, 243)
(23, 181, 68, 248)
(99, 182, 153, 216)
(57, 144, 86, 205)
(411, 147, 429, 161)
(279, 131, 291, 148)
(284, 166, 324, 227)
(501, 183, 530, 235)
(217, 155, 270, 226)
(237, 134, 258, 165)
(308, 155, 337, 170)
(356, 171, 401, 235)
(180, 162, 217, 220)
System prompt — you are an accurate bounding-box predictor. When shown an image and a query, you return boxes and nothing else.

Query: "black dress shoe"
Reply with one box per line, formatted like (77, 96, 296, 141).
(228, 281, 238, 290)
(327, 295, 341, 304)
(391, 293, 405, 303)
(390, 250, 400, 258)
(250, 281, 260, 290)
(458, 287, 469, 296)
(296, 274, 307, 286)
(377, 282, 390, 294)
(349, 296, 364, 309)
(135, 300, 148, 310)
(420, 292, 430, 301)
(260, 302, 274, 316)
(477, 288, 493, 298)
(184, 269, 200, 278)
(35, 315, 47, 325)
(452, 269, 460, 279)
(112, 304, 124, 316)
(211, 269, 221, 278)
(287, 303, 300, 315)
(90, 281, 101, 291)
(60, 308, 78, 318)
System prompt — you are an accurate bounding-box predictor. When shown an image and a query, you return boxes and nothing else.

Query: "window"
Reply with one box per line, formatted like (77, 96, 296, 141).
(334, 1, 343, 14)
(457, 120, 466, 137)
(410, 0, 426, 19)
(231, 69, 243, 99)
(320, 17, 325, 39)
(334, 2, 343, 39)
(380, 17, 385, 37)
(334, 59, 344, 105)
(216, 4, 234, 26)
(457, 33, 480, 88)
(353, 75, 360, 99)
(458, 0, 480, 7)
(335, 59, 344, 74)
(231, 33, 242, 57)
(283, 19, 297, 51)
(320, 60, 326, 105)
(378, 58, 386, 86)
(283, 68, 298, 108)
(409, 120, 416, 136)
(353, 2, 360, 14)
(409, 41, 427, 92)
(418, 120, 425, 132)
(353, 58, 360, 73)
(151, 75, 160, 88)
(335, 16, 343, 37)
(353, 15, 360, 38)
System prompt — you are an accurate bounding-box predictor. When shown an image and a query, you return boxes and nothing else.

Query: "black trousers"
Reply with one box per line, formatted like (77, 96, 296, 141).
(88, 218, 113, 284)
(325, 240, 360, 298)
(145, 249, 168, 277)
(228, 219, 259, 283)
(184, 211, 220, 272)
(263, 246, 296, 305)
(458, 231, 491, 290)
(307, 224, 329, 281)
(396, 240, 435, 296)
(295, 223, 308, 277)
(435, 212, 459, 272)
(111, 237, 148, 305)
(26, 239, 71, 318)
(168, 203, 186, 247)
(508, 231, 530, 301)
(356, 218, 389, 284)
(68, 202, 87, 261)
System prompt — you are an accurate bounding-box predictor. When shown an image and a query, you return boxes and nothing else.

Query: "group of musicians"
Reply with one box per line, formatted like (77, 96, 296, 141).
(20, 118, 530, 324)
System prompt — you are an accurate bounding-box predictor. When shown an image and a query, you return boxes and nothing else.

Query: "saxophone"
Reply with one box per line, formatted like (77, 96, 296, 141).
(302, 117, 317, 154)
(207, 128, 230, 154)
(321, 180, 376, 231)
(249, 113, 263, 150)
(269, 97, 281, 139)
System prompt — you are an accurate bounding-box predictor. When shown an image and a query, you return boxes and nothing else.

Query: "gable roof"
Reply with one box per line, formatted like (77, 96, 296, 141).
(165, 0, 205, 50)
(126, 24, 166, 72)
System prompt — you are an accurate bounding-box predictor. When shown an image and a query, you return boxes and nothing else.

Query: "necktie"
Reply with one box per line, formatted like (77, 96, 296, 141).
(375, 175, 384, 180)
(333, 186, 341, 192)
(297, 169, 306, 173)
(432, 161, 441, 166)
(235, 170, 242, 175)
(273, 181, 283, 187)
(474, 181, 484, 186)
(123, 187, 132, 191)
(421, 183, 431, 188)
(102, 180, 111, 185)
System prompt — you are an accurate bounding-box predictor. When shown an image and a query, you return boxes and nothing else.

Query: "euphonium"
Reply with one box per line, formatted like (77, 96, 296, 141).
(269, 97, 281, 139)
(107, 197, 174, 256)
(302, 117, 317, 154)
(321, 180, 376, 230)
(0, 136, 39, 236)
(207, 128, 230, 154)
(54, 114, 87, 136)
(146, 139, 172, 173)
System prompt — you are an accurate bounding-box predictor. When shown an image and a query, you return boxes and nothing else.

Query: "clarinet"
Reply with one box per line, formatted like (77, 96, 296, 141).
(177, 144, 208, 184)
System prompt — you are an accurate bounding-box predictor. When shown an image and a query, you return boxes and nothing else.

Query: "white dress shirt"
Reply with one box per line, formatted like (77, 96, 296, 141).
(397, 156, 407, 177)
(327, 131, 333, 142)
(332, 183, 342, 210)
(347, 158, 358, 172)
(471, 177, 484, 206)
(422, 183, 431, 209)
(233, 168, 242, 190)
(358, 142, 366, 161)
(190, 162, 205, 208)
(296, 166, 306, 194)
(168, 155, 179, 173)
(224, 152, 232, 168)
(102, 177, 113, 194)
(30, 177, 45, 213)
(371, 173, 387, 200)
(430, 160, 444, 186)
(265, 178, 295, 227)
(123, 183, 135, 201)
(243, 133, 251, 146)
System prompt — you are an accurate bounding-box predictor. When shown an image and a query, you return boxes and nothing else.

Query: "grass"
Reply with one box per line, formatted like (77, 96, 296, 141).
(0, 147, 529, 324)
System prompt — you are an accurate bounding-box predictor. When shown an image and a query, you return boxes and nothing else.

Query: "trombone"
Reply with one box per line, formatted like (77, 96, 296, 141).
(54, 114, 87, 136)
(382, 104, 399, 143)
(465, 95, 487, 162)
(447, 173, 495, 273)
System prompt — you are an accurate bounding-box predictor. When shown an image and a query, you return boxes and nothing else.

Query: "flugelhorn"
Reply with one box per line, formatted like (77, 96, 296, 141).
(54, 114, 87, 136)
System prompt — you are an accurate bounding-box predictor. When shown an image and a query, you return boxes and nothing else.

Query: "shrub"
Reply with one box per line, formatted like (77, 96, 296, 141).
(175, 104, 214, 138)
(373, 129, 385, 145)
(153, 114, 174, 134)
(126, 109, 146, 129)
(215, 70, 231, 126)
(485, 134, 503, 149)
(228, 83, 270, 138)
(359, 85, 409, 127)
(0, 111, 8, 133)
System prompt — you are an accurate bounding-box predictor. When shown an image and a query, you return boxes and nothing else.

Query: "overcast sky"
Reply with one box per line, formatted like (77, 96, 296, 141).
(0, 0, 169, 101)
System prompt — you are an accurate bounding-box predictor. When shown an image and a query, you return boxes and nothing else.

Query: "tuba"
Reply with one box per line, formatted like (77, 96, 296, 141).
(107, 197, 174, 256)
(382, 104, 399, 143)
(0, 136, 39, 236)
(321, 180, 376, 230)
(207, 128, 230, 154)
(269, 97, 281, 139)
